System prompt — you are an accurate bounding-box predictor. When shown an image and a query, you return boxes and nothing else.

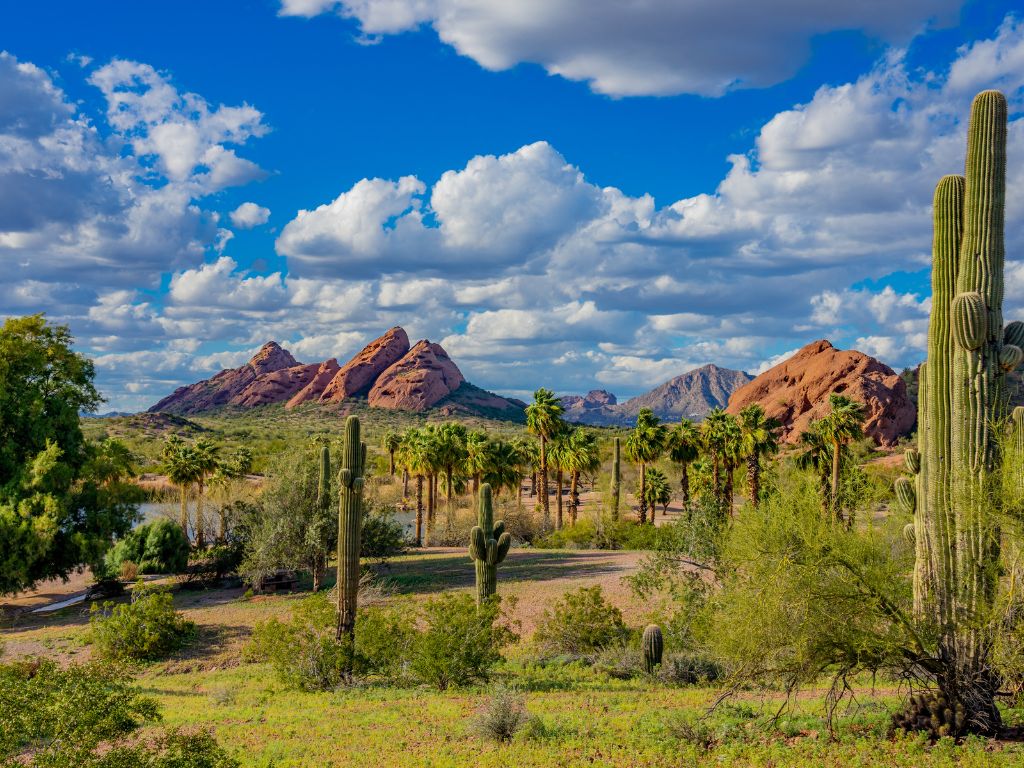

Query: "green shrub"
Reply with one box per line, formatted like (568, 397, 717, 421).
(534, 586, 627, 655)
(246, 592, 351, 691)
(105, 519, 190, 575)
(408, 593, 517, 690)
(0, 659, 158, 759)
(360, 504, 406, 560)
(89, 583, 196, 661)
(77, 729, 239, 768)
(355, 602, 417, 679)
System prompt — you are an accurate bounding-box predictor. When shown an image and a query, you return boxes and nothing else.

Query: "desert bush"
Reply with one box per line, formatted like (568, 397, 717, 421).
(408, 593, 517, 690)
(657, 653, 722, 686)
(470, 685, 531, 742)
(360, 504, 406, 560)
(89, 583, 196, 661)
(105, 519, 190, 575)
(246, 592, 351, 691)
(179, 541, 244, 586)
(119, 560, 139, 581)
(592, 641, 645, 679)
(533, 586, 628, 655)
(75, 729, 239, 768)
(355, 602, 417, 680)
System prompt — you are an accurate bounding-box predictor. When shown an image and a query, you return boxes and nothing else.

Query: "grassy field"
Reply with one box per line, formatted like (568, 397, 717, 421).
(4, 548, 1024, 767)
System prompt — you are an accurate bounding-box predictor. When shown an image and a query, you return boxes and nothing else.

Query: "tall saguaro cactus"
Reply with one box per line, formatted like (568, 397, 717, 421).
(336, 416, 366, 642)
(906, 90, 1017, 735)
(469, 483, 511, 605)
(611, 437, 621, 520)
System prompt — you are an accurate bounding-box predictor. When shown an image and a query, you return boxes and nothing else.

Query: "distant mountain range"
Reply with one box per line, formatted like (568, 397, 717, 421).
(560, 364, 753, 426)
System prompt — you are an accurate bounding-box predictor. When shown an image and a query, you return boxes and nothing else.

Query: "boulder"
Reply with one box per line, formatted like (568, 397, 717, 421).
(725, 340, 915, 446)
(320, 327, 410, 402)
(368, 340, 465, 411)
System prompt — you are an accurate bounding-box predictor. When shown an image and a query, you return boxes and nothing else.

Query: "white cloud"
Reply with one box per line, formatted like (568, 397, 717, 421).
(229, 202, 271, 228)
(285, 0, 962, 96)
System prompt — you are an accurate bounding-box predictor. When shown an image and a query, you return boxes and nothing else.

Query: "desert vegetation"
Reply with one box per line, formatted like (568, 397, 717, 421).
(3, 89, 1024, 767)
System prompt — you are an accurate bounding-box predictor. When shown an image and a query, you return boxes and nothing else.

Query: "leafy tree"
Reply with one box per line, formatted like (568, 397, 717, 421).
(0, 315, 137, 594)
(737, 404, 780, 509)
(105, 519, 190, 575)
(626, 408, 667, 524)
(641, 467, 672, 517)
(525, 388, 564, 527)
(668, 419, 700, 512)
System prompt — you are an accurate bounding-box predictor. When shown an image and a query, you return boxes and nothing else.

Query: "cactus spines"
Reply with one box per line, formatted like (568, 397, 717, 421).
(894, 477, 916, 515)
(906, 90, 1009, 735)
(902, 523, 916, 546)
(469, 483, 511, 605)
(611, 437, 621, 520)
(1004, 320, 1024, 349)
(641, 624, 663, 674)
(951, 292, 987, 350)
(905, 449, 921, 475)
(336, 415, 365, 642)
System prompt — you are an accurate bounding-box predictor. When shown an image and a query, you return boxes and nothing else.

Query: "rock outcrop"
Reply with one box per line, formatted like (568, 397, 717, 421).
(284, 358, 341, 409)
(725, 340, 915, 445)
(561, 366, 751, 426)
(368, 340, 465, 411)
(231, 362, 322, 408)
(319, 327, 410, 403)
(148, 342, 298, 415)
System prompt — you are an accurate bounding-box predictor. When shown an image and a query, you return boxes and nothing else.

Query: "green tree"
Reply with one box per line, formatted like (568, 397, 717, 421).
(0, 315, 136, 594)
(564, 429, 599, 525)
(525, 388, 564, 528)
(667, 419, 700, 512)
(162, 436, 199, 536)
(817, 393, 866, 523)
(482, 440, 522, 498)
(191, 437, 220, 549)
(640, 467, 672, 517)
(737, 404, 781, 509)
(625, 408, 667, 524)
(399, 428, 429, 546)
(547, 432, 570, 529)
(464, 430, 490, 495)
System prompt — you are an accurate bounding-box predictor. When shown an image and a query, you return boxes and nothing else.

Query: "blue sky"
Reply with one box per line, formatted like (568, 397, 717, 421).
(2, 1, 1023, 411)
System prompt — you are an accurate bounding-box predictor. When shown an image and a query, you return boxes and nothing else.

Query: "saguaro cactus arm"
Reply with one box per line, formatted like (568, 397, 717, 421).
(468, 483, 510, 605)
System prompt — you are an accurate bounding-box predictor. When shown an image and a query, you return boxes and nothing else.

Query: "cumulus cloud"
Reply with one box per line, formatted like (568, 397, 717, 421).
(282, 0, 962, 96)
(229, 202, 271, 228)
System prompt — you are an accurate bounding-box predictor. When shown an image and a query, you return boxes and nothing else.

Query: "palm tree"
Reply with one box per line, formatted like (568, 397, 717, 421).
(625, 408, 667, 524)
(163, 436, 200, 539)
(547, 433, 570, 529)
(737, 404, 780, 509)
(482, 440, 522, 498)
(818, 393, 866, 522)
(209, 446, 253, 541)
(434, 422, 468, 527)
(565, 429, 599, 525)
(526, 388, 564, 528)
(700, 408, 734, 510)
(667, 419, 700, 512)
(191, 437, 220, 549)
(464, 430, 490, 495)
(400, 428, 429, 547)
(510, 437, 537, 507)
(641, 467, 672, 517)
(796, 421, 833, 515)
(383, 431, 401, 477)
(419, 425, 442, 539)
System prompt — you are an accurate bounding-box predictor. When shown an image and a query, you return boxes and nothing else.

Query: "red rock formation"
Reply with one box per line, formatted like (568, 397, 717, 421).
(725, 340, 915, 446)
(284, 358, 341, 409)
(319, 327, 410, 403)
(368, 340, 465, 411)
(148, 342, 298, 415)
(231, 362, 322, 408)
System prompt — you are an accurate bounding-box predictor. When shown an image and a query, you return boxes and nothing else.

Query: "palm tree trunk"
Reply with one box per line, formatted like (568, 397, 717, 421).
(446, 468, 454, 528)
(473, 473, 480, 495)
(517, 477, 523, 507)
(179, 484, 188, 535)
(747, 454, 760, 509)
(402, 469, 409, 498)
(312, 557, 321, 592)
(416, 475, 424, 547)
(831, 439, 841, 522)
(196, 478, 205, 549)
(724, 462, 734, 515)
(218, 507, 227, 543)
(540, 437, 550, 528)
(680, 464, 690, 512)
(530, 472, 536, 497)
(570, 470, 579, 525)
(711, 451, 721, 505)
(389, 451, 395, 476)
(427, 473, 435, 543)
(556, 469, 564, 529)
(639, 462, 647, 524)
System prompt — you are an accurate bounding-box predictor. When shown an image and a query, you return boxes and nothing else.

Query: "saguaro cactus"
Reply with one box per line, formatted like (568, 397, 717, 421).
(902, 90, 1017, 735)
(611, 437, 621, 520)
(469, 483, 511, 605)
(641, 624, 663, 674)
(336, 416, 365, 641)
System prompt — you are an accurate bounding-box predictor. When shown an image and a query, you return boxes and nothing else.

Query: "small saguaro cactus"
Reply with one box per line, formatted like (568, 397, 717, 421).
(469, 483, 511, 605)
(336, 416, 365, 642)
(611, 437, 621, 520)
(641, 624, 663, 674)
